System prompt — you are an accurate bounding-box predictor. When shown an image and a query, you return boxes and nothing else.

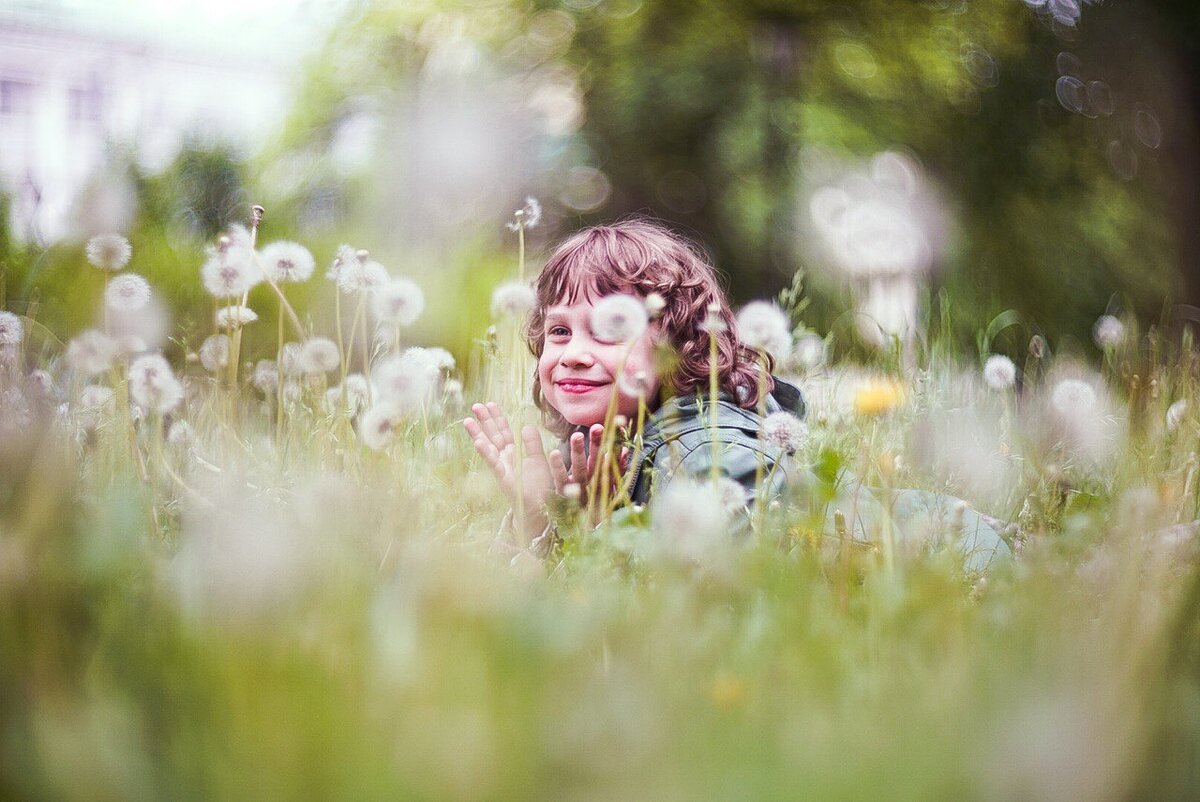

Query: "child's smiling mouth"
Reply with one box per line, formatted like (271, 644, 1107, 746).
(556, 379, 608, 394)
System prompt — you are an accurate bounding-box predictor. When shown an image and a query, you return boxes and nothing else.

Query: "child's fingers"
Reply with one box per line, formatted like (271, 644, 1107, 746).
(471, 402, 511, 451)
(586, 424, 604, 476)
(569, 432, 587, 484)
(520, 425, 548, 465)
(548, 448, 569, 494)
(462, 416, 484, 442)
(488, 402, 516, 448)
(471, 435, 509, 485)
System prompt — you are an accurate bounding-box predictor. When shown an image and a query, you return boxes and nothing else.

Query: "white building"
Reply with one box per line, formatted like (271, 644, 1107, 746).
(0, 1, 301, 243)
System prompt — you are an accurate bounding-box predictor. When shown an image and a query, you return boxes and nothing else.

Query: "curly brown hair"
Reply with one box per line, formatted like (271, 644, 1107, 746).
(526, 219, 770, 421)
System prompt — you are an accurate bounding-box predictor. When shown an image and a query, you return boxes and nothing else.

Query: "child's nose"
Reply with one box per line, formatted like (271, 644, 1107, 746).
(559, 335, 596, 367)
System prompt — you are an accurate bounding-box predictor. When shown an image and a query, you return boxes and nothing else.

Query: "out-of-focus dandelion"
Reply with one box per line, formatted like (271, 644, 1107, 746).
(358, 402, 404, 450)
(372, 278, 425, 326)
(27, 369, 52, 398)
(699, 302, 727, 334)
(506, 196, 542, 231)
(77, 384, 115, 430)
(0, 311, 23, 345)
(1092, 315, 1125, 349)
(199, 334, 230, 373)
(736, 301, 792, 362)
(590, 294, 648, 344)
(490, 281, 536, 319)
(128, 353, 184, 415)
(407, 346, 455, 375)
(326, 244, 357, 281)
(85, 233, 133, 271)
(336, 251, 388, 295)
(259, 241, 315, 284)
(66, 329, 119, 376)
(853, 377, 905, 417)
(104, 273, 152, 312)
(201, 226, 261, 298)
(443, 377, 464, 409)
(651, 478, 728, 560)
(644, 292, 666, 319)
(300, 338, 341, 375)
(617, 369, 652, 400)
(278, 342, 303, 377)
(167, 420, 193, 448)
(715, 477, 749, 516)
(373, 350, 438, 409)
(793, 334, 827, 371)
(215, 306, 258, 329)
(252, 360, 280, 394)
(1051, 378, 1096, 417)
(1167, 399, 1187, 432)
(983, 354, 1017, 391)
(762, 411, 807, 454)
(326, 373, 371, 416)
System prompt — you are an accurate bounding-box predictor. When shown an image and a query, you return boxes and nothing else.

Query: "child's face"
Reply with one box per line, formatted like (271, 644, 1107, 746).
(538, 296, 662, 428)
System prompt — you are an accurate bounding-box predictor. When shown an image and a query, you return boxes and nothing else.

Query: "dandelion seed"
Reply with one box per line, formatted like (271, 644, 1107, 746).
(853, 378, 905, 417)
(590, 293, 648, 344)
(1092, 315, 1125, 349)
(326, 244, 358, 281)
(199, 334, 230, 373)
(506, 196, 542, 231)
(215, 305, 258, 329)
(66, 329, 119, 376)
(326, 372, 371, 416)
(372, 278, 425, 326)
(983, 354, 1017, 391)
(793, 334, 827, 370)
(762, 411, 807, 454)
(128, 353, 183, 415)
(373, 349, 438, 409)
(0, 311, 23, 345)
(1051, 378, 1096, 417)
(259, 240, 315, 284)
(201, 226, 261, 297)
(652, 478, 728, 560)
(300, 337, 340, 374)
(104, 273, 152, 312)
(252, 359, 280, 394)
(358, 401, 404, 450)
(490, 281, 536, 319)
(736, 301, 792, 361)
(644, 292, 666, 319)
(85, 233, 132, 271)
(1167, 399, 1187, 432)
(167, 420, 193, 447)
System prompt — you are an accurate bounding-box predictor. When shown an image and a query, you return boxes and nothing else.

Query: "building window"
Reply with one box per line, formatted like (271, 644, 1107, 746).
(0, 79, 33, 114)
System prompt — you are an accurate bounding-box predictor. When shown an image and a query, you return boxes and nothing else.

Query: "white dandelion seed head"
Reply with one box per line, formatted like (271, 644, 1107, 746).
(617, 369, 653, 400)
(373, 350, 438, 410)
(590, 293, 649, 344)
(699, 302, 727, 334)
(326, 373, 371, 416)
(299, 337, 340, 374)
(0, 344, 17, 368)
(506, 196, 542, 231)
(490, 281, 536, 319)
(128, 353, 183, 415)
(793, 334, 827, 371)
(651, 478, 729, 560)
(259, 240, 315, 284)
(0, 311, 23, 345)
(406, 346, 455, 375)
(104, 273, 152, 312)
(337, 257, 388, 295)
(1092, 315, 1125, 349)
(1167, 399, 1187, 432)
(199, 334, 230, 373)
(85, 233, 133, 271)
(443, 377, 464, 408)
(66, 329, 119, 376)
(166, 420, 193, 448)
(372, 278, 425, 326)
(1051, 378, 1096, 417)
(278, 342, 303, 376)
(215, 305, 258, 329)
(115, 335, 148, 356)
(325, 244, 357, 281)
(358, 402, 404, 450)
(736, 301, 792, 360)
(252, 360, 279, 394)
(983, 354, 1017, 391)
(644, 292, 667, 319)
(715, 477, 749, 516)
(762, 411, 807, 454)
(201, 226, 261, 298)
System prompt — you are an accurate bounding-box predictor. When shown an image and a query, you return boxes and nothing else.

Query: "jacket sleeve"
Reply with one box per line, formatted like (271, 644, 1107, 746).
(663, 438, 792, 506)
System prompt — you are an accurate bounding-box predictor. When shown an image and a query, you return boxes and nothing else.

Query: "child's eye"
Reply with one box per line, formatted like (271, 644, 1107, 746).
(547, 325, 570, 338)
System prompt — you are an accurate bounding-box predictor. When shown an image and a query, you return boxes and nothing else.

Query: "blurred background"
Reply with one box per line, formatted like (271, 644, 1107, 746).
(1, 0, 1198, 362)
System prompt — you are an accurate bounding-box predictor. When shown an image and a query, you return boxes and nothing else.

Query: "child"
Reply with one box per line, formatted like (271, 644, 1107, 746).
(464, 220, 806, 543)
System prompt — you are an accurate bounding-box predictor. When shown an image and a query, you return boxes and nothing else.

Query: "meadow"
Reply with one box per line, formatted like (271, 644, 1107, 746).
(1, 214, 1198, 801)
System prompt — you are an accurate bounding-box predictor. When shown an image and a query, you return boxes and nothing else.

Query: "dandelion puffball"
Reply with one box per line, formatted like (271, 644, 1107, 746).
(736, 301, 792, 361)
(372, 278, 425, 326)
(1051, 378, 1096, 417)
(590, 293, 648, 344)
(300, 337, 341, 374)
(252, 360, 280, 394)
(199, 334, 230, 373)
(259, 241, 316, 284)
(326, 244, 358, 282)
(358, 402, 404, 450)
(201, 226, 261, 297)
(793, 334, 827, 370)
(336, 257, 388, 295)
(651, 478, 729, 560)
(0, 311, 23, 345)
(506, 196, 542, 231)
(104, 273, 152, 312)
(128, 353, 184, 415)
(373, 350, 438, 410)
(1093, 315, 1125, 349)
(490, 281, 536, 319)
(85, 233, 132, 271)
(66, 329, 119, 376)
(1167, 399, 1187, 432)
(762, 411, 807, 454)
(215, 305, 258, 329)
(983, 355, 1017, 391)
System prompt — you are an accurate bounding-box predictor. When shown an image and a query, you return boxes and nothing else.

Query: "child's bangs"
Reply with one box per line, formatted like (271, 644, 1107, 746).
(540, 241, 644, 307)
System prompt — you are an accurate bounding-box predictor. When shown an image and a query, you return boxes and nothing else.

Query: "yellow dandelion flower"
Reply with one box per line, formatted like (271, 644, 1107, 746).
(853, 378, 905, 417)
